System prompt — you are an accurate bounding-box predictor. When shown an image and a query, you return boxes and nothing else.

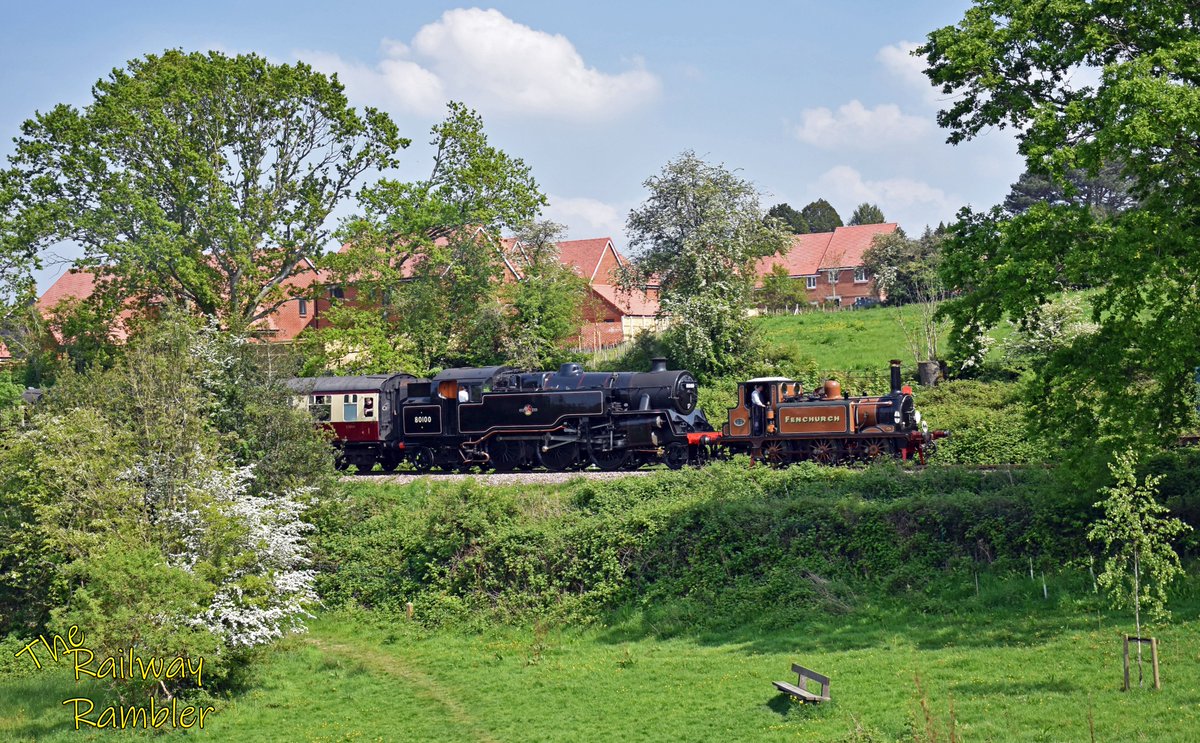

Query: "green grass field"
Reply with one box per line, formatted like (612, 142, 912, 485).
(755, 305, 1017, 373)
(5, 579, 1198, 742)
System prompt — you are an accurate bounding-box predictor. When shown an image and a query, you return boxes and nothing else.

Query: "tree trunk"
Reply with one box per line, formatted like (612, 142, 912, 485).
(918, 360, 940, 387)
(1134, 548, 1143, 687)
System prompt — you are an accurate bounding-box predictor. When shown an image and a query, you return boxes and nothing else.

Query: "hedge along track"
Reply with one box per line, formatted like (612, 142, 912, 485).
(343, 462, 1053, 486)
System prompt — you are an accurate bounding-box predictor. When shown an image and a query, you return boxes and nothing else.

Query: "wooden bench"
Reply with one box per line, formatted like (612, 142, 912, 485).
(773, 663, 831, 702)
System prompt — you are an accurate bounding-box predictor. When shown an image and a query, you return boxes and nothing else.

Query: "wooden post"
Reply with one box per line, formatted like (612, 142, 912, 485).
(1151, 637, 1161, 691)
(1122, 635, 1131, 691)
(406, 601, 414, 620)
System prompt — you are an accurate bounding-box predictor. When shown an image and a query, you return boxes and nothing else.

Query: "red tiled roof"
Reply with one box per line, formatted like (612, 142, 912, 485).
(36, 269, 101, 312)
(38, 264, 326, 344)
(35, 268, 135, 341)
(556, 238, 624, 282)
(754, 223, 898, 284)
(820, 223, 898, 269)
(0, 340, 10, 360)
(589, 284, 659, 317)
(757, 232, 833, 280)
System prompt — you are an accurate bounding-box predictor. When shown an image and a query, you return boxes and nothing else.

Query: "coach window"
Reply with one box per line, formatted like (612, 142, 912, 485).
(364, 396, 375, 419)
(343, 393, 358, 422)
(309, 394, 331, 422)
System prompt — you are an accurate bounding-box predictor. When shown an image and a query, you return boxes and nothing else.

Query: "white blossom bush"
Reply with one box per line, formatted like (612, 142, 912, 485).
(1002, 295, 1097, 372)
(158, 460, 318, 648)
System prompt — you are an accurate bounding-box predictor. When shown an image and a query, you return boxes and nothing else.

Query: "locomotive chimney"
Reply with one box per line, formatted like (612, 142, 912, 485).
(650, 357, 668, 373)
(889, 359, 902, 394)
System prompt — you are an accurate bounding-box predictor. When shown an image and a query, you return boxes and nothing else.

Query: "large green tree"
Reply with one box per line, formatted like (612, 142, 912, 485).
(848, 202, 887, 226)
(3, 50, 403, 329)
(321, 102, 546, 373)
(620, 151, 790, 379)
(502, 221, 588, 369)
(921, 1, 1200, 462)
(1003, 163, 1137, 217)
(800, 199, 843, 233)
(767, 202, 809, 234)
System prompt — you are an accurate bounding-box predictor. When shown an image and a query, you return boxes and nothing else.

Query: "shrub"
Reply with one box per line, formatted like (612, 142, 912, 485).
(313, 462, 1125, 629)
(0, 316, 329, 695)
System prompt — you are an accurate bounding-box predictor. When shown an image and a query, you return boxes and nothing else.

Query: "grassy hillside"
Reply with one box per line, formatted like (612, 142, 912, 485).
(754, 304, 1018, 374)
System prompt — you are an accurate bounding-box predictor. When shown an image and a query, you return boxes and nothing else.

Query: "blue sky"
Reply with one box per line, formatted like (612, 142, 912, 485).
(1, 1, 1025, 291)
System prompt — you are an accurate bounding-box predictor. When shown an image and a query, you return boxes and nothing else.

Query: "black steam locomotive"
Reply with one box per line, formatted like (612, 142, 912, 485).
(288, 358, 716, 473)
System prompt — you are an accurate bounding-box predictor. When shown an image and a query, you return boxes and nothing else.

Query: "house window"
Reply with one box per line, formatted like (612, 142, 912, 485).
(299, 298, 308, 317)
(854, 267, 868, 283)
(328, 286, 345, 300)
(806, 276, 817, 290)
(827, 270, 840, 284)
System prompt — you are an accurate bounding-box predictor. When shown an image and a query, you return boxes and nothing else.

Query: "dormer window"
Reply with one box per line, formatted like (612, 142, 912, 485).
(299, 298, 308, 317)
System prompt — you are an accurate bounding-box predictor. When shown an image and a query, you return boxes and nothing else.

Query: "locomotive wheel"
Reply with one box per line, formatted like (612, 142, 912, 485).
(378, 456, 399, 473)
(810, 439, 841, 464)
(591, 447, 630, 471)
(540, 442, 580, 472)
(762, 441, 788, 467)
(861, 438, 891, 461)
(664, 442, 689, 470)
(411, 447, 436, 474)
(490, 441, 520, 472)
(334, 453, 350, 471)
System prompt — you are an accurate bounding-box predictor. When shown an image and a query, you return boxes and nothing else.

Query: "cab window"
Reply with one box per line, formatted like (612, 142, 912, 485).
(343, 393, 358, 422)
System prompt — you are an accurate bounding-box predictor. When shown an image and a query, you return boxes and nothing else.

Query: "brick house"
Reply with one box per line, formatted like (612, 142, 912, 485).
(35, 259, 326, 344)
(757, 223, 899, 307)
(549, 237, 662, 351)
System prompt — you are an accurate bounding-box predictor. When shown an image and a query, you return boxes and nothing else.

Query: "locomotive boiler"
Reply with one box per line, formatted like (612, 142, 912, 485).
(397, 359, 714, 472)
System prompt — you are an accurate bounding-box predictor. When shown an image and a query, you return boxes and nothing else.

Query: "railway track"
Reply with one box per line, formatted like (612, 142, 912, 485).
(344, 462, 1051, 486)
(345, 469, 658, 486)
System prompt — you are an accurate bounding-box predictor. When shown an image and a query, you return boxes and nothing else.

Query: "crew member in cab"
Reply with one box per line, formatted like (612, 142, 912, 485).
(750, 383, 768, 436)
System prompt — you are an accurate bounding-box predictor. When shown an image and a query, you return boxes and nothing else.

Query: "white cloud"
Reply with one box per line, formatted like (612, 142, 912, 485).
(299, 48, 446, 116)
(299, 9, 659, 120)
(877, 41, 939, 103)
(793, 100, 929, 149)
(814, 165, 960, 231)
(544, 195, 625, 241)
